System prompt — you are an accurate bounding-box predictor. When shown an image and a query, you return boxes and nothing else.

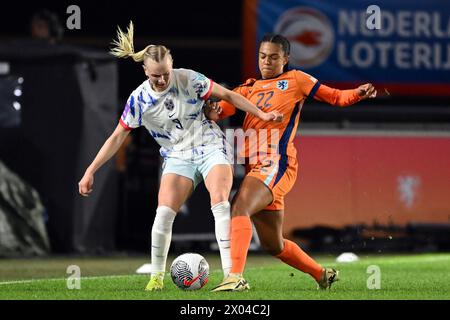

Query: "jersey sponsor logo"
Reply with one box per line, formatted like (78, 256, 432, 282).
(262, 83, 271, 89)
(276, 80, 289, 91)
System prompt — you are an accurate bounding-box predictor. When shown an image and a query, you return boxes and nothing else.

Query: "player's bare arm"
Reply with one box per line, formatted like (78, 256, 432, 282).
(210, 82, 283, 122)
(78, 123, 130, 196)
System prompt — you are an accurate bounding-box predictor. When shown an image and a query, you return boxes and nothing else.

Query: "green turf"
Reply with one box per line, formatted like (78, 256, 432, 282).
(0, 253, 449, 300)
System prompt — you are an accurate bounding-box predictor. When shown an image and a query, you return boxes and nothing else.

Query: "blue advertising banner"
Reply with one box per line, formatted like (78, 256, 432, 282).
(243, 0, 450, 96)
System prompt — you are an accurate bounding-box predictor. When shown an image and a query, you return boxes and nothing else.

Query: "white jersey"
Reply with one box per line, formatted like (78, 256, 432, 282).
(120, 68, 229, 161)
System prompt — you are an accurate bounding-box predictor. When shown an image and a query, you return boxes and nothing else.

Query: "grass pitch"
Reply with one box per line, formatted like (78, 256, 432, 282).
(0, 253, 449, 300)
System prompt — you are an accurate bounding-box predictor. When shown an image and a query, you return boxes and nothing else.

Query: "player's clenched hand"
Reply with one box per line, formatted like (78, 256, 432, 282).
(204, 101, 222, 122)
(357, 83, 377, 99)
(261, 110, 283, 122)
(78, 173, 94, 197)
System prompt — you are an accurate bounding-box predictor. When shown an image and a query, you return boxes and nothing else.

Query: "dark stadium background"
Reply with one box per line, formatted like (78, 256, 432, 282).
(0, 1, 243, 103)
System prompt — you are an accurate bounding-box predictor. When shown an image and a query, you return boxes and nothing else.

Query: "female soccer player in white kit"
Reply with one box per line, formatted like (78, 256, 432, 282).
(78, 22, 282, 291)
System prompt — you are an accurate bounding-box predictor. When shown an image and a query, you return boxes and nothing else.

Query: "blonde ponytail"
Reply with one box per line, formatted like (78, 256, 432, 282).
(110, 21, 173, 64)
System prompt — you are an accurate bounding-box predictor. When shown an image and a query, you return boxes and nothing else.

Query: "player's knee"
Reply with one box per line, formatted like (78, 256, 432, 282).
(260, 242, 283, 256)
(230, 200, 251, 217)
(152, 206, 177, 234)
(209, 191, 229, 206)
(258, 235, 284, 255)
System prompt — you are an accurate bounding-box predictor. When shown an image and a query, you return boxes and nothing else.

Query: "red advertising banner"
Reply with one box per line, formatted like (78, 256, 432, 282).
(283, 131, 450, 237)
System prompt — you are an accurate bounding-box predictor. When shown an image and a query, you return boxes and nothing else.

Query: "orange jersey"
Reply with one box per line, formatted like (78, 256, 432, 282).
(218, 70, 361, 211)
(219, 69, 320, 162)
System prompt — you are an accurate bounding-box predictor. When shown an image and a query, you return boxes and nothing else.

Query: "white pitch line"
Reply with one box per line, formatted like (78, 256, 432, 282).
(0, 274, 135, 286)
(363, 256, 450, 264)
(0, 267, 237, 286)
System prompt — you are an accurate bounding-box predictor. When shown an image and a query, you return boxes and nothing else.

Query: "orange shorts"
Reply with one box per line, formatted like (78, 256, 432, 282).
(245, 154, 298, 211)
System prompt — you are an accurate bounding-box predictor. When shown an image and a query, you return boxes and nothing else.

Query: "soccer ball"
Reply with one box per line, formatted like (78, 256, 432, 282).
(170, 253, 209, 290)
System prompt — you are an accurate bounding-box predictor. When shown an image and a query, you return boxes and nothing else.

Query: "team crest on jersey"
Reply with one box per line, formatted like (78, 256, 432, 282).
(276, 80, 288, 91)
(164, 98, 174, 111)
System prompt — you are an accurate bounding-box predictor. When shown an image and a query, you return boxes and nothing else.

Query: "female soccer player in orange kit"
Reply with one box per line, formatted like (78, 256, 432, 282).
(210, 34, 377, 292)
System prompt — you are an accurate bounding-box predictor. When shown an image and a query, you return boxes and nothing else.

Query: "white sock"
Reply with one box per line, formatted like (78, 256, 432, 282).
(151, 206, 176, 275)
(211, 201, 232, 278)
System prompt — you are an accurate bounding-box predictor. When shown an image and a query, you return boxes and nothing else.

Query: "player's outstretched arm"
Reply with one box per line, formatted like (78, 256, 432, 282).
(314, 83, 377, 107)
(78, 123, 130, 197)
(210, 82, 283, 122)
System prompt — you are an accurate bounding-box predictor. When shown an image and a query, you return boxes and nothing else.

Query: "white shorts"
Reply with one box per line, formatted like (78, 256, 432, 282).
(161, 148, 232, 188)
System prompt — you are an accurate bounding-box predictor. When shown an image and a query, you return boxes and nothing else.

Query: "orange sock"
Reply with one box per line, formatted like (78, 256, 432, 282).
(276, 239, 323, 281)
(230, 216, 253, 275)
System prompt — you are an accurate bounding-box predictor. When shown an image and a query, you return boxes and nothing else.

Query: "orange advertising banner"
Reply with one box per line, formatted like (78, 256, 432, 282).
(283, 131, 450, 237)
